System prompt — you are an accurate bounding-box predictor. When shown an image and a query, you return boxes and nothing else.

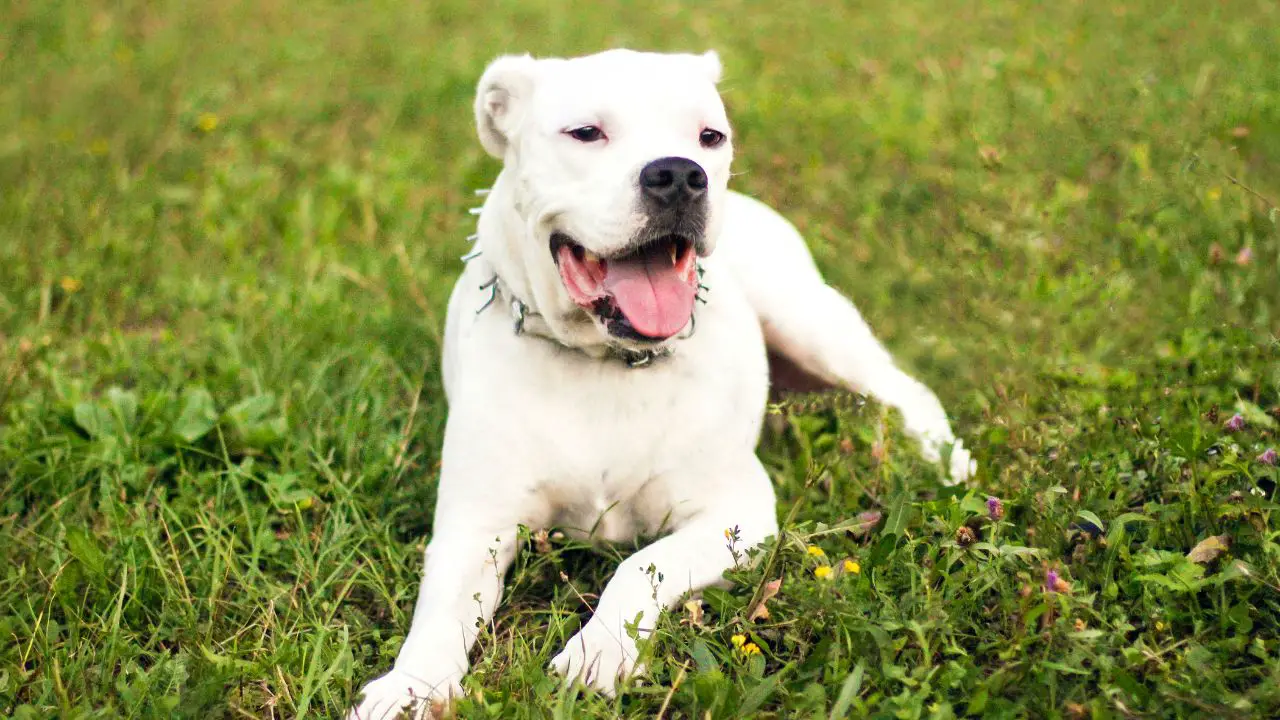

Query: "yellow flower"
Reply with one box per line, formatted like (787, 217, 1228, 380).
(1155, 621, 1166, 632)
(1206, 187, 1222, 202)
(59, 276, 82, 293)
(196, 112, 219, 133)
(843, 559, 860, 574)
(730, 633, 746, 648)
(814, 565, 833, 580)
(740, 642, 761, 656)
(89, 138, 110, 156)
(806, 545, 825, 557)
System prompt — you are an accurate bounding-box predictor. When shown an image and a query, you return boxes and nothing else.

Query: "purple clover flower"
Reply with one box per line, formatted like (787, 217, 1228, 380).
(1259, 448, 1278, 466)
(986, 496, 1005, 521)
(1044, 568, 1070, 594)
(1225, 414, 1246, 432)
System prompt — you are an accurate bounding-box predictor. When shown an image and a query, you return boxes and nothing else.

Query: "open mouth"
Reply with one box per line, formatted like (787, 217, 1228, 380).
(551, 232, 699, 341)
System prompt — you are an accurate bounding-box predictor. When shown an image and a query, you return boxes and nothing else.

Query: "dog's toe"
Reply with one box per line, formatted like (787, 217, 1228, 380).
(550, 619, 641, 695)
(912, 428, 976, 486)
(348, 669, 461, 720)
(945, 442, 977, 486)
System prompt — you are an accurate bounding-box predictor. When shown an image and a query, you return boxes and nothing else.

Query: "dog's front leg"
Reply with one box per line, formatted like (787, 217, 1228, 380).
(762, 283, 976, 483)
(550, 461, 778, 694)
(349, 519, 518, 720)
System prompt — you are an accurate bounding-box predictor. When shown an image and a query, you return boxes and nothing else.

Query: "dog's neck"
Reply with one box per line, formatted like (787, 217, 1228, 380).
(470, 172, 689, 367)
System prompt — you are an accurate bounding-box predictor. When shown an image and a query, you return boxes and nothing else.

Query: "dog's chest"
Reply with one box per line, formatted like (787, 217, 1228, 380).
(445, 262, 769, 536)
(516, 350, 755, 538)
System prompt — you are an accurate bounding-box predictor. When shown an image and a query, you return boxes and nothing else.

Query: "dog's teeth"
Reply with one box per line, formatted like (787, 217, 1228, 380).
(669, 245, 679, 265)
(583, 250, 601, 264)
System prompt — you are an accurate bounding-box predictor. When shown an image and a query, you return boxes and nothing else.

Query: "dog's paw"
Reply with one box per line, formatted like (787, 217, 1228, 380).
(549, 618, 642, 695)
(943, 440, 977, 485)
(348, 668, 461, 720)
(913, 429, 977, 485)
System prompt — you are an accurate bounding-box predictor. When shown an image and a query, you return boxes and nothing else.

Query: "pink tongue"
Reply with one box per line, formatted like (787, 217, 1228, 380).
(602, 253, 695, 339)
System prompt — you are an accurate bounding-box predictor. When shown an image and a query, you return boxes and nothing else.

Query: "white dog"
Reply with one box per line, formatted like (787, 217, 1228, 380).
(350, 49, 974, 719)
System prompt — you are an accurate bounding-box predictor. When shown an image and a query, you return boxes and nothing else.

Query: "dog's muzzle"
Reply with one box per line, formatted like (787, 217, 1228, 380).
(549, 156, 710, 343)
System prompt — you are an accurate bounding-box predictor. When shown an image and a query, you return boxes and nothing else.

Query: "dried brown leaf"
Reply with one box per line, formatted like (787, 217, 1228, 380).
(747, 577, 782, 622)
(682, 599, 704, 626)
(1187, 534, 1230, 564)
(533, 528, 552, 554)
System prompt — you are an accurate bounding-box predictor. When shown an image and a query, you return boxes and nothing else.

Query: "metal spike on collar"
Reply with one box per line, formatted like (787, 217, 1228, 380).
(694, 262, 710, 304)
(474, 188, 490, 196)
(476, 275, 499, 314)
(460, 249, 482, 263)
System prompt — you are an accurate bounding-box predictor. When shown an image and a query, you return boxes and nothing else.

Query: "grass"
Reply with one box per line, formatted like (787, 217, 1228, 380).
(2, 0, 1279, 717)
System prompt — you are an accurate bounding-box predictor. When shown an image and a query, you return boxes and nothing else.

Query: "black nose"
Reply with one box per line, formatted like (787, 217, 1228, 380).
(639, 157, 708, 206)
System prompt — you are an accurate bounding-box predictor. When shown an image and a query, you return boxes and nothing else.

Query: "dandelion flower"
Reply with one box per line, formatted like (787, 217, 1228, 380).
(196, 112, 219, 133)
(843, 559, 860, 574)
(814, 565, 833, 580)
(730, 634, 746, 648)
(806, 545, 825, 557)
(59, 276, 82, 293)
(740, 642, 761, 656)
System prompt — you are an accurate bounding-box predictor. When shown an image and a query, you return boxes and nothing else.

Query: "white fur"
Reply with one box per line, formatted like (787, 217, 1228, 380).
(349, 49, 974, 719)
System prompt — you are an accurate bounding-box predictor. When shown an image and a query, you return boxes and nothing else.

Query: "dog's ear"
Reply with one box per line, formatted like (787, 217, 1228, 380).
(475, 54, 538, 159)
(699, 50, 723, 85)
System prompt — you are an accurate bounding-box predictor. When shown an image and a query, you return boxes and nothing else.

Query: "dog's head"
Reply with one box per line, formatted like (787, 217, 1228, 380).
(475, 49, 732, 346)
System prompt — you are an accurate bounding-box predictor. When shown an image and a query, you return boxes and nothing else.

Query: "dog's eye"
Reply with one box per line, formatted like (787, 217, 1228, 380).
(699, 128, 727, 149)
(565, 126, 606, 143)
